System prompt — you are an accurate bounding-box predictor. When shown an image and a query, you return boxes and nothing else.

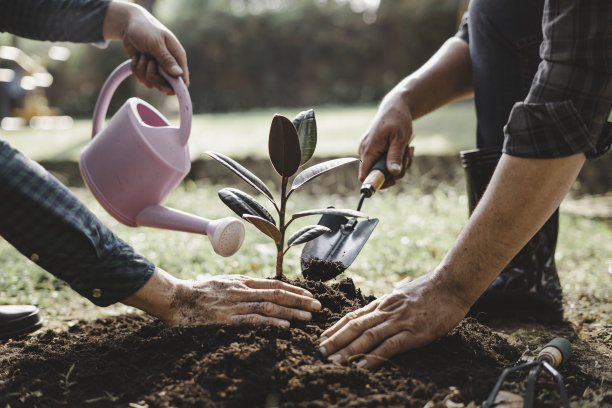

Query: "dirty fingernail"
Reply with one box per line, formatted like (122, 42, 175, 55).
(328, 353, 342, 363)
(319, 346, 326, 355)
(390, 163, 402, 173)
(356, 359, 367, 368)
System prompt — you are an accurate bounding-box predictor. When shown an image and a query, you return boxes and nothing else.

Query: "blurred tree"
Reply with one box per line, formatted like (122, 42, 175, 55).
(45, 0, 463, 116)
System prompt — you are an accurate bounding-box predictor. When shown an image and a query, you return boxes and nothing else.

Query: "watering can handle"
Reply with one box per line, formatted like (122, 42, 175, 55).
(91, 60, 192, 145)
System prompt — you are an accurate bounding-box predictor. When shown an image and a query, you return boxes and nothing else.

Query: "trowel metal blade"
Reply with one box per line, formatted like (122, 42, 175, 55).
(300, 214, 379, 271)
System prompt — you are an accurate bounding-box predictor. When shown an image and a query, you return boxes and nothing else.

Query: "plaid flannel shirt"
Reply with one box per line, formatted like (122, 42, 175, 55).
(1, 0, 155, 306)
(457, 0, 612, 159)
(0, 0, 110, 42)
(0, 141, 155, 306)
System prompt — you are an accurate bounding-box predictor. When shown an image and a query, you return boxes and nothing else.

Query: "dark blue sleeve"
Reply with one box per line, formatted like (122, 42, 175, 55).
(0, 0, 110, 43)
(0, 140, 155, 306)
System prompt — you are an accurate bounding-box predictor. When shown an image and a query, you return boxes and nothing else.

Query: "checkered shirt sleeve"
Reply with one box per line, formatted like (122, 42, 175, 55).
(0, 141, 155, 306)
(504, 0, 612, 159)
(0, 0, 110, 43)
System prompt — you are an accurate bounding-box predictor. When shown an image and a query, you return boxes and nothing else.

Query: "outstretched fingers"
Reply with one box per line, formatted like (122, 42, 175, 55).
(354, 331, 416, 369)
(319, 304, 387, 361)
(229, 314, 292, 328)
(233, 301, 314, 323)
(320, 314, 422, 369)
(221, 280, 322, 327)
(239, 278, 321, 311)
(236, 287, 321, 313)
(244, 277, 315, 298)
(320, 301, 378, 341)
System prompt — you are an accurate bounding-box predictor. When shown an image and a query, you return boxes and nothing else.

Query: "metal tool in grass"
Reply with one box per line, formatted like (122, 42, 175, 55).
(207, 109, 369, 278)
(301, 150, 414, 279)
(485, 337, 572, 408)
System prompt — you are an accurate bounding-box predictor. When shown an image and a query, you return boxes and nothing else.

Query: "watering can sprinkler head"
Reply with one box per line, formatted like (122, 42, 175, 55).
(206, 217, 246, 257)
(80, 60, 245, 257)
(134, 206, 245, 257)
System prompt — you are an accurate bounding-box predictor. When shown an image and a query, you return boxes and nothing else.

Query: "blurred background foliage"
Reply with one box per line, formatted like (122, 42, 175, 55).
(1, 0, 466, 117)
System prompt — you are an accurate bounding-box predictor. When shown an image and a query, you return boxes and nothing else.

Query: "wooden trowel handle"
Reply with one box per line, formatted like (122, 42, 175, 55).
(360, 155, 392, 197)
(537, 337, 572, 367)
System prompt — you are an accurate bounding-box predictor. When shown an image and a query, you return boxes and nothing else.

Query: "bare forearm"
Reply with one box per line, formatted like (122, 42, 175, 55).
(103, 1, 128, 41)
(358, 37, 473, 180)
(103, 0, 171, 42)
(437, 153, 585, 307)
(386, 37, 473, 121)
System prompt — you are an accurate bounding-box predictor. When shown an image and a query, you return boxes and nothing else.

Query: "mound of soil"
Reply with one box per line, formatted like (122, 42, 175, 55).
(0, 278, 608, 407)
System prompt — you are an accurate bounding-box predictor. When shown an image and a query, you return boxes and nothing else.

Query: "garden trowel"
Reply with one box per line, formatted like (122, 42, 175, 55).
(301, 150, 413, 277)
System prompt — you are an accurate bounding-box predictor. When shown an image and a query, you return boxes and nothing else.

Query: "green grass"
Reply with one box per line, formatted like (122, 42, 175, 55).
(2, 101, 476, 162)
(1, 102, 609, 327)
(1, 180, 610, 327)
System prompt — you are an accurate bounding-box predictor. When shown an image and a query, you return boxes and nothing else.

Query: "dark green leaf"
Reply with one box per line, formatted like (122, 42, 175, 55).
(268, 114, 301, 178)
(287, 225, 331, 247)
(244, 215, 282, 243)
(218, 188, 276, 225)
(292, 109, 317, 166)
(207, 151, 274, 202)
(287, 157, 358, 198)
(291, 208, 369, 221)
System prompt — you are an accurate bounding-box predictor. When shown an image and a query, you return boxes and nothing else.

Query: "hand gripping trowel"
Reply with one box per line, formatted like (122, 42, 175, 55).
(300, 150, 413, 280)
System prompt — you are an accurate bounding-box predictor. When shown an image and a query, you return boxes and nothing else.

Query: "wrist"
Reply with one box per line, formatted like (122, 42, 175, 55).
(103, 1, 137, 41)
(121, 267, 181, 325)
(383, 82, 412, 112)
(430, 264, 479, 314)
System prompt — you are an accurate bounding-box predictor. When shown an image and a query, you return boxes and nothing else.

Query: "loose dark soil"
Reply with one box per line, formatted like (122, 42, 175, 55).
(1, 278, 610, 408)
(302, 258, 347, 282)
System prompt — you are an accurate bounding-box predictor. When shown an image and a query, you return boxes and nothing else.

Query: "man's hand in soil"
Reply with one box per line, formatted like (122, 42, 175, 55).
(103, 1, 189, 94)
(320, 154, 585, 368)
(123, 268, 321, 327)
(318, 272, 468, 369)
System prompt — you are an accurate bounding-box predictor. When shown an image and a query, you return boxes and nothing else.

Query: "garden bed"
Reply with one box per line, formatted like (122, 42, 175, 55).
(1, 277, 610, 408)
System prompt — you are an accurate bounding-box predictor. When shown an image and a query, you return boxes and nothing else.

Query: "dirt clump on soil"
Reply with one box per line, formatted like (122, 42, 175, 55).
(1, 277, 610, 408)
(302, 258, 347, 282)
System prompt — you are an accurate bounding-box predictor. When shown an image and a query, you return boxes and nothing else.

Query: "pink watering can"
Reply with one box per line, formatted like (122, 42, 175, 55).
(80, 60, 244, 257)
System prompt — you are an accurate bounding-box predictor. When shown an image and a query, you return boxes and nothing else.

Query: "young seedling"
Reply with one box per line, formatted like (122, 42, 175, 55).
(207, 109, 368, 278)
(59, 363, 77, 393)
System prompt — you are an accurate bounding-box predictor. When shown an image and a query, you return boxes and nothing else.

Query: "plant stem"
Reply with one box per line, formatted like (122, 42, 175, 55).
(275, 176, 289, 278)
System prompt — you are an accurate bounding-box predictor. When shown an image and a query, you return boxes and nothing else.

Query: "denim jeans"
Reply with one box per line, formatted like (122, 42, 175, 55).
(467, 0, 545, 149)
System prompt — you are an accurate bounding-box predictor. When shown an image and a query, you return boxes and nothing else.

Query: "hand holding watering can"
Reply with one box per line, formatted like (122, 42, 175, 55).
(80, 60, 245, 257)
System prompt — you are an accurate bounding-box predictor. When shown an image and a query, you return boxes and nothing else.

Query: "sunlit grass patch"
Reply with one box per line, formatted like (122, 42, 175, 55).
(1, 180, 610, 328)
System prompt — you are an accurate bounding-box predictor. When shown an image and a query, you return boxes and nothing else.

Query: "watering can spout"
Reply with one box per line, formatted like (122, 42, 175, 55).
(136, 205, 245, 257)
